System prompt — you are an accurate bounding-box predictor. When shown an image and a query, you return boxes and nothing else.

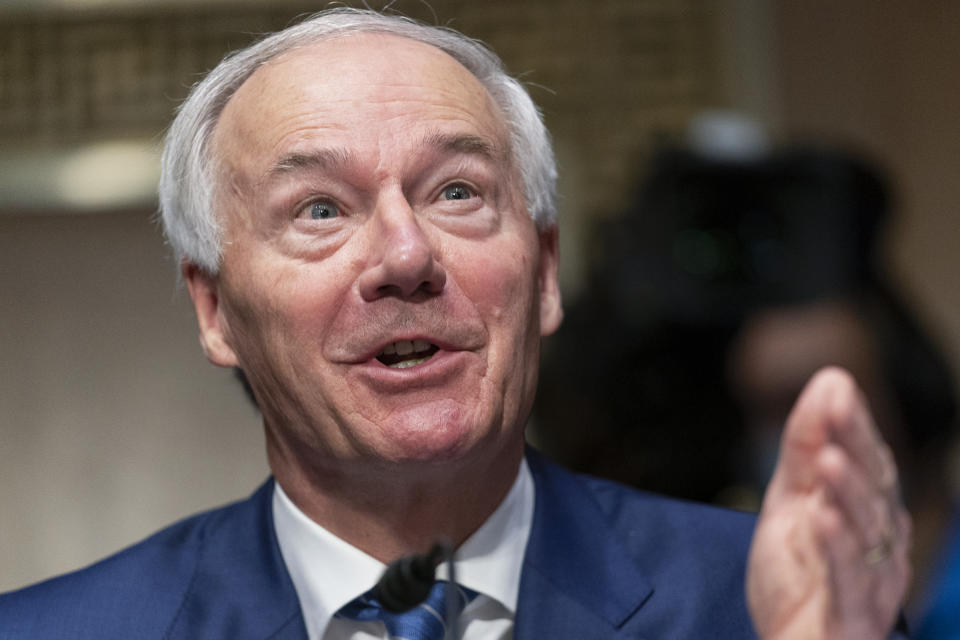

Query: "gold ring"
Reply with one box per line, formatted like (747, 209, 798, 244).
(864, 534, 893, 567)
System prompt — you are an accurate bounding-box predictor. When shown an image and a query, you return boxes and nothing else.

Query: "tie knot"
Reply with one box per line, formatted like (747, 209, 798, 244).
(336, 580, 477, 640)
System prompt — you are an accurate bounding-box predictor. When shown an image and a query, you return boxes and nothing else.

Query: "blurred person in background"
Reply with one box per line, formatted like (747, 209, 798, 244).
(536, 118, 957, 637)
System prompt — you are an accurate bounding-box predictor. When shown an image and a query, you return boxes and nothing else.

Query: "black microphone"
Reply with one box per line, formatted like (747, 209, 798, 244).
(374, 539, 452, 613)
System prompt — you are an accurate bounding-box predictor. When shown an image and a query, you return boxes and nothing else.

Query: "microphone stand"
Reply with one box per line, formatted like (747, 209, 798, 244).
(374, 539, 465, 640)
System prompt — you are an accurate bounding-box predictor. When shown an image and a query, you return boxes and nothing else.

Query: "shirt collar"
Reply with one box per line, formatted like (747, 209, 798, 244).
(272, 457, 534, 638)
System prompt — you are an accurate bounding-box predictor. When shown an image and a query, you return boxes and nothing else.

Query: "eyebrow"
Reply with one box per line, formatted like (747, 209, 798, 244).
(264, 131, 505, 183)
(268, 147, 357, 179)
(420, 131, 506, 163)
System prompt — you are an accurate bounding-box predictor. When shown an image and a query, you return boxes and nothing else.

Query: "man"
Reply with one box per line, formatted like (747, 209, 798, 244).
(0, 9, 910, 639)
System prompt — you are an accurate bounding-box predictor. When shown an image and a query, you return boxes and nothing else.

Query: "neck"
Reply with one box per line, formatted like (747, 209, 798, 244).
(267, 433, 525, 563)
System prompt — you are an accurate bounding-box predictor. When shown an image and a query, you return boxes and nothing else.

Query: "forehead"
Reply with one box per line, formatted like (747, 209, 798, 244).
(212, 33, 509, 170)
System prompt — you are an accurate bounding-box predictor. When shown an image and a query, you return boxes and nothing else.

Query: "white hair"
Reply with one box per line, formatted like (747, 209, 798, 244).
(158, 7, 558, 274)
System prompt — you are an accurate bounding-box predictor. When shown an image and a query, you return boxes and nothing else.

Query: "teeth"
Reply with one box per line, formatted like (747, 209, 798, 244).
(376, 340, 439, 368)
(390, 357, 429, 369)
(378, 339, 433, 357)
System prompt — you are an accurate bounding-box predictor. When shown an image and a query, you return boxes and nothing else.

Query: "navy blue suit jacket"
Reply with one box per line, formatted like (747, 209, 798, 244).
(0, 451, 760, 638)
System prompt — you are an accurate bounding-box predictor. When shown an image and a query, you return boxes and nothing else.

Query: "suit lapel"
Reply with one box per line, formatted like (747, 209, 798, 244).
(162, 458, 658, 639)
(515, 450, 653, 639)
(164, 480, 308, 640)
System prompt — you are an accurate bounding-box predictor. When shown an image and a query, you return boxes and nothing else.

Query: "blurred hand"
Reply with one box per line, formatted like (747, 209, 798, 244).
(747, 367, 911, 639)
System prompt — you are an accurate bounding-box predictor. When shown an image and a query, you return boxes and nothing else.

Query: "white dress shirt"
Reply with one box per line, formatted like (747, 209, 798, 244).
(272, 458, 535, 640)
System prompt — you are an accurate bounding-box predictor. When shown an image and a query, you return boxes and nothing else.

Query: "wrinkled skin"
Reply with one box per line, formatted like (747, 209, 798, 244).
(748, 368, 911, 639)
(184, 34, 562, 557)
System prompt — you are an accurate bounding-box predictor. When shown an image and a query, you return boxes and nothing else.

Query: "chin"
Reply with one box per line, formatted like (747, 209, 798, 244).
(371, 400, 496, 464)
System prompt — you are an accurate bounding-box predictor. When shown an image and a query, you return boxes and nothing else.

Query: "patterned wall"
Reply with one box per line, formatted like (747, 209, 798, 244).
(0, 0, 722, 217)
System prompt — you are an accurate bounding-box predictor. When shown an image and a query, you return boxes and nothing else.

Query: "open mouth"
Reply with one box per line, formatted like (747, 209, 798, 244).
(376, 339, 440, 369)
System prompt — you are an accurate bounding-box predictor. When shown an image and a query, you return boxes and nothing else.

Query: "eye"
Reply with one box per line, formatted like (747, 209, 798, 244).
(441, 184, 473, 201)
(305, 200, 339, 220)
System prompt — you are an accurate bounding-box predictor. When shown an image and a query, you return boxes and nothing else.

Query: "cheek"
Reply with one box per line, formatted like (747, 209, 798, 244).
(453, 243, 538, 344)
(462, 245, 543, 423)
(225, 261, 348, 366)
(276, 274, 354, 357)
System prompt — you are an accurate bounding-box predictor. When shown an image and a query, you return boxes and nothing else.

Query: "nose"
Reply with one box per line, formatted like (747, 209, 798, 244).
(357, 195, 446, 301)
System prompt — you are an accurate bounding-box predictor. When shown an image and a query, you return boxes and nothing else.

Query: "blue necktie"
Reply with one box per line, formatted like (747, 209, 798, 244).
(336, 580, 476, 640)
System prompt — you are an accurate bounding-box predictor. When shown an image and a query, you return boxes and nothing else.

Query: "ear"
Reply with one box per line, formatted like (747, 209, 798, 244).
(183, 261, 240, 368)
(537, 226, 564, 336)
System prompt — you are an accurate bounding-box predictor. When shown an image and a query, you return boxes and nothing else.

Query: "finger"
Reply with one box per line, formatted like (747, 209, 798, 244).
(775, 368, 836, 493)
(814, 491, 910, 639)
(814, 500, 882, 637)
(820, 370, 896, 492)
(814, 499, 865, 608)
(818, 444, 892, 549)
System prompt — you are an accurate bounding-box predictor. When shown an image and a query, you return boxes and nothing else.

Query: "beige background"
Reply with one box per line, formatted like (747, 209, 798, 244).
(1, 0, 958, 592)
(0, 211, 267, 589)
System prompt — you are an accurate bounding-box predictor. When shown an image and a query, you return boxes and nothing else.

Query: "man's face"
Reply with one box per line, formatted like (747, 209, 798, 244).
(187, 34, 562, 476)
